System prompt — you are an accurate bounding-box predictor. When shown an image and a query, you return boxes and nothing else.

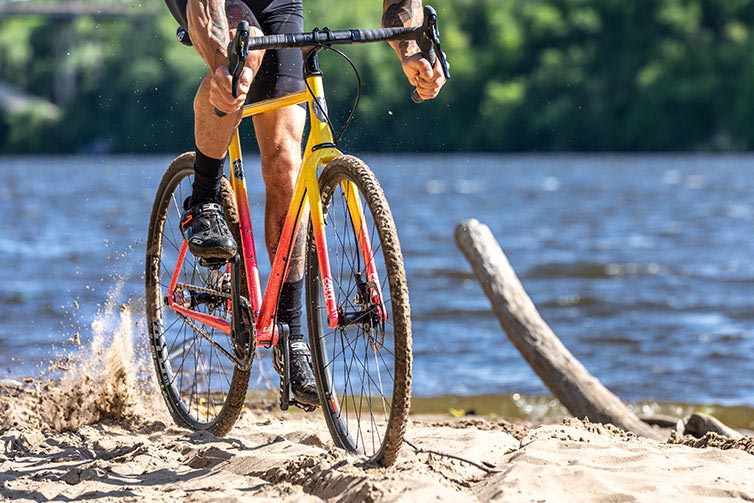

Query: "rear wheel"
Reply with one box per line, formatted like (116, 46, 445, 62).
(145, 152, 252, 435)
(306, 155, 412, 466)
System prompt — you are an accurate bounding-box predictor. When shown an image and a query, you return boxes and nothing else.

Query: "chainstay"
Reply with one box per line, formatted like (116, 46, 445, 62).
(175, 282, 232, 299)
(173, 299, 253, 372)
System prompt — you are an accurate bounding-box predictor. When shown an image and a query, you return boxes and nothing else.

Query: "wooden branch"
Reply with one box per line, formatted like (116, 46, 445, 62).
(676, 413, 743, 440)
(455, 219, 663, 440)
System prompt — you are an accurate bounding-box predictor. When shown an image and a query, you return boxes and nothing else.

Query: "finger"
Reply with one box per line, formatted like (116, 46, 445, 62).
(415, 75, 443, 93)
(236, 67, 254, 95)
(410, 56, 434, 79)
(214, 91, 245, 111)
(209, 66, 248, 113)
(421, 60, 446, 82)
(422, 62, 434, 79)
(209, 87, 244, 114)
(415, 79, 441, 100)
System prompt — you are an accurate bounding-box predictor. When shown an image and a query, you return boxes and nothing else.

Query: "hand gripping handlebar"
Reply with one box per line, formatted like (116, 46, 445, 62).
(213, 21, 250, 117)
(411, 5, 451, 103)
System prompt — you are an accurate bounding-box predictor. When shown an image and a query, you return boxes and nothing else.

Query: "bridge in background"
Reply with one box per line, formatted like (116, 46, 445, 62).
(0, 0, 157, 18)
(0, 0, 158, 117)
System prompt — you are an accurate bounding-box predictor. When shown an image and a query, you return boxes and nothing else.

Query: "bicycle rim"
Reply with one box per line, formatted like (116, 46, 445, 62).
(306, 155, 412, 466)
(145, 152, 251, 435)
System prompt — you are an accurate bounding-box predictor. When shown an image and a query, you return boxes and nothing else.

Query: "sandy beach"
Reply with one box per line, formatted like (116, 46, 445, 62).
(2, 307, 754, 502)
(3, 380, 754, 502)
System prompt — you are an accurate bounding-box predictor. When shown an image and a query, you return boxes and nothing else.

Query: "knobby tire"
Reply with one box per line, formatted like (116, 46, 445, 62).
(306, 155, 412, 466)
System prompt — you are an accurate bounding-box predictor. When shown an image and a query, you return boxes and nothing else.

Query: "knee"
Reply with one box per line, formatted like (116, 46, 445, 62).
(262, 148, 300, 188)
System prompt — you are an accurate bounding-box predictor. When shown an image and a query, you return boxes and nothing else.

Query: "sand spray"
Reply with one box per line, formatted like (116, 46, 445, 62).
(3, 281, 170, 432)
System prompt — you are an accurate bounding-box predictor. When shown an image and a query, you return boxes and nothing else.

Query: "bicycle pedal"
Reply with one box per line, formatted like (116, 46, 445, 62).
(289, 399, 317, 412)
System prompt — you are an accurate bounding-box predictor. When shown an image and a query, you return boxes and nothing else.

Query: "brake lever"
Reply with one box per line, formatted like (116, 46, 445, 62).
(429, 18, 450, 81)
(229, 20, 250, 99)
(214, 21, 250, 117)
(411, 5, 450, 104)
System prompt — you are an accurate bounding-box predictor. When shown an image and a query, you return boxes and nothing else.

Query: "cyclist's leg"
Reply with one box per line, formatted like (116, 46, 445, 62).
(246, 0, 317, 408)
(182, 1, 265, 259)
(254, 106, 317, 407)
(248, 0, 307, 262)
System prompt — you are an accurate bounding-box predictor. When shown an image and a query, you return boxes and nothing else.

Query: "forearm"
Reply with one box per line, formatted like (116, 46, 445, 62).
(187, 0, 230, 71)
(382, 0, 423, 59)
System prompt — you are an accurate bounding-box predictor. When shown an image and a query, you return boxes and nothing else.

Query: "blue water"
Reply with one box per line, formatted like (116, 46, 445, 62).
(1, 154, 753, 406)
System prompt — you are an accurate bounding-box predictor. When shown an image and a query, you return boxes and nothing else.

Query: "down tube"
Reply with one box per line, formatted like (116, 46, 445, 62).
(227, 131, 263, 312)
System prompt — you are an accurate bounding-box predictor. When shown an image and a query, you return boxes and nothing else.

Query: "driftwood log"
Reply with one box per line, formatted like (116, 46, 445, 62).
(455, 219, 664, 440)
(677, 413, 743, 440)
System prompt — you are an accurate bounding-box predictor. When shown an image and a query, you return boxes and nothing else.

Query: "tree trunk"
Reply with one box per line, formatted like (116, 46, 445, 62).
(455, 219, 663, 440)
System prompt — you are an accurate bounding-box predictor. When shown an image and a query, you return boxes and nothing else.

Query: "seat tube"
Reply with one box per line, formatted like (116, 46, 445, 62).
(228, 130, 263, 313)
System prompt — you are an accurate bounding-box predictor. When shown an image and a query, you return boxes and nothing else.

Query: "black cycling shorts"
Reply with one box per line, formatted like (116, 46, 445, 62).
(164, 0, 305, 102)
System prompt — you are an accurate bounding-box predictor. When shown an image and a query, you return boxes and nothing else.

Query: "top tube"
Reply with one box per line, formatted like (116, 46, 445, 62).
(245, 26, 421, 51)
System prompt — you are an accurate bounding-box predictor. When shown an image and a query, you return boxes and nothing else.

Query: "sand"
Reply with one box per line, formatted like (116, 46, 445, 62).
(2, 305, 754, 502)
(3, 378, 754, 503)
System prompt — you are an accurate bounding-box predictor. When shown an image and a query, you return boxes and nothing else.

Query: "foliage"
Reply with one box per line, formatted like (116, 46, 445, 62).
(2, 0, 754, 153)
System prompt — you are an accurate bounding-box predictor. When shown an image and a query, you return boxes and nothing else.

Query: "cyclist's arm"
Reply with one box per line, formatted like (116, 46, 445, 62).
(187, 0, 232, 70)
(381, 0, 446, 100)
(186, 0, 258, 113)
(382, 0, 422, 57)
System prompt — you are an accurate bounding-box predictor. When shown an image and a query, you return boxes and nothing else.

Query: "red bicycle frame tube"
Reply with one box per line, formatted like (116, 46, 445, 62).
(227, 135, 263, 312)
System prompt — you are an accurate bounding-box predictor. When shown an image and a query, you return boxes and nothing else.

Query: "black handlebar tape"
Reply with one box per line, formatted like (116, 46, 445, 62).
(245, 26, 419, 51)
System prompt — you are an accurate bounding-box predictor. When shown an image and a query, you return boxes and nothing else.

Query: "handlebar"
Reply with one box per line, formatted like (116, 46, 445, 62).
(243, 26, 419, 51)
(221, 4, 449, 106)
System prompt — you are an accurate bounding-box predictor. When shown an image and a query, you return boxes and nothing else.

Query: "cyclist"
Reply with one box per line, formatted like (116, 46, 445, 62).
(162, 0, 447, 408)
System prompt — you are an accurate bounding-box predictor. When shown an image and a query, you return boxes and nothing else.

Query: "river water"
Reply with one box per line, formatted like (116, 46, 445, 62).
(1, 153, 753, 408)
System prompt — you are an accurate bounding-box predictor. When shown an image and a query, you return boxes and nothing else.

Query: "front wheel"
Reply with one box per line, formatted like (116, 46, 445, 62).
(306, 155, 412, 466)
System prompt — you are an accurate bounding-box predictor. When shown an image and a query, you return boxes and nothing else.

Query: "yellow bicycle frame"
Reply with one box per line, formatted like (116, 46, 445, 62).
(226, 70, 349, 346)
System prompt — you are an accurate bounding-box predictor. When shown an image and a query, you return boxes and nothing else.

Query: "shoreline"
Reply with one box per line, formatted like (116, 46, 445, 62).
(411, 393, 754, 431)
(4, 375, 752, 431)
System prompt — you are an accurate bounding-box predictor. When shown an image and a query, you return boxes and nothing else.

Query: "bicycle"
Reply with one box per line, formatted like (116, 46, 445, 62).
(145, 6, 450, 466)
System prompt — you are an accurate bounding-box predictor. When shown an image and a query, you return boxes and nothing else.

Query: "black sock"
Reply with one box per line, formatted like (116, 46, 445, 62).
(278, 279, 304, 343)
(191, 147, 225, 206)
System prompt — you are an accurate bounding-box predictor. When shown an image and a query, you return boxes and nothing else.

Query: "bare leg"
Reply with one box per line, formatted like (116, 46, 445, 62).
(254, 105, 308, 273)
(256, 104, 319, 407)
(181, 1, 264, 259)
